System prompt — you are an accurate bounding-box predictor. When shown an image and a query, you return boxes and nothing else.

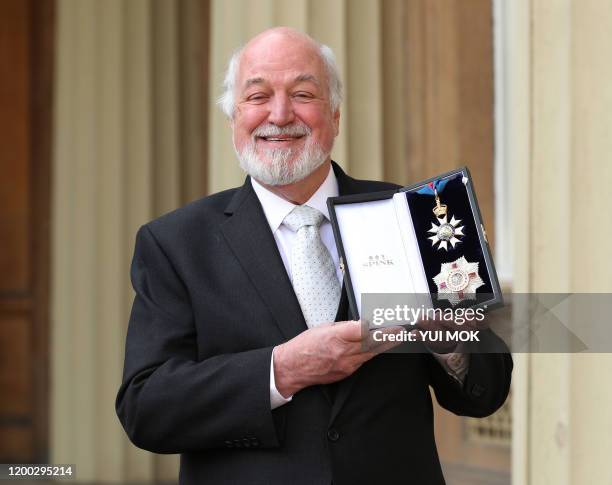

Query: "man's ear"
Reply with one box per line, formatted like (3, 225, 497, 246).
(229, 105, 240, 127)
(333, 109, 340, 136)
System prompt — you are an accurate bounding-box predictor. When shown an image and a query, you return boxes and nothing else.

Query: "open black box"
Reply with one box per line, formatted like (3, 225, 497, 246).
(327, 167, 503, 321)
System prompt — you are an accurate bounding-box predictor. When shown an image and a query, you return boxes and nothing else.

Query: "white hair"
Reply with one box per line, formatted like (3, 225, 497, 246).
(217, 39, 343, 119)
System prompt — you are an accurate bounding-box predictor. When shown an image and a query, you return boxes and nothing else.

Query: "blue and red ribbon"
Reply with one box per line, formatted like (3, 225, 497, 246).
(416, 179, 449, 196)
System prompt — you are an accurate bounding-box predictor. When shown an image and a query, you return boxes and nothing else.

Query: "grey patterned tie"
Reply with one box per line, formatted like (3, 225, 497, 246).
(283, 205, 341, 328)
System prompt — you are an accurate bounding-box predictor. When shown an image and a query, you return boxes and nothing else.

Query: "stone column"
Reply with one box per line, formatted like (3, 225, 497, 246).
(51, 0, 205, 480)
(508, 0, 612, 483)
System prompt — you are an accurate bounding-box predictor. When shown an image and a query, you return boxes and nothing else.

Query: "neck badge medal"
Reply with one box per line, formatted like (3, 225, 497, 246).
(417, 179, 464, 251)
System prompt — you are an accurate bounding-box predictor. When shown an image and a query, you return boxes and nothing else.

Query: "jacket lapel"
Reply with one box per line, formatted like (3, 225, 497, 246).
(220, 163, 375, 417)
(220, 178, 308, 341)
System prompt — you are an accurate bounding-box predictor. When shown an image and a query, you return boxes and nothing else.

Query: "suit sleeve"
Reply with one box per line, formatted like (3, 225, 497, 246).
(426, 329, 513, 417)
(116, 225, 286, 454)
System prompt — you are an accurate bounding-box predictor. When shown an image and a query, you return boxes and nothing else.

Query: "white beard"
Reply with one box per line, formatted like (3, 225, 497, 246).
(234, 123, 331, 186)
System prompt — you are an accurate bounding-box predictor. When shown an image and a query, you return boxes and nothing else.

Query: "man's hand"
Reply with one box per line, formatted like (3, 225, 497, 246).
(273, 320, 399, 398)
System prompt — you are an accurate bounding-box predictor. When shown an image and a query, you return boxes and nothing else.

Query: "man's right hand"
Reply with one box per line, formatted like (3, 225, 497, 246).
(272, 320, 398, 398)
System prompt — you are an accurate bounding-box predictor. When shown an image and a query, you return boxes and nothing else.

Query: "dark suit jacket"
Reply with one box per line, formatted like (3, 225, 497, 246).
(116, 162, 512, 485)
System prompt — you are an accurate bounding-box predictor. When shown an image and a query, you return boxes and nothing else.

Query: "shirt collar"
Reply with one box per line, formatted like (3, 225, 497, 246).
(251, 164, 339, 233)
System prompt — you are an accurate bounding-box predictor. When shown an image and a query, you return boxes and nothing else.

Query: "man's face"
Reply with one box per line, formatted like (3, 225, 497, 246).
(231, 35, 340, 185)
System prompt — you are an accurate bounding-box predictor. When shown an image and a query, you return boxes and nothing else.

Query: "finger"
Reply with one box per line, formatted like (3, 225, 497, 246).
(333, 320, 365, 342)
(368, 338, 401, 355)
(344, 351, 376, 367)
(364, 326, 406, 353)
(337, 339, 372, 357)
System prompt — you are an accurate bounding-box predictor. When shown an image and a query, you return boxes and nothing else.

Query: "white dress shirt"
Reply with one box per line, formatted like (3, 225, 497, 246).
(250, 165, 469, 410)
(251, 165, 342, 284)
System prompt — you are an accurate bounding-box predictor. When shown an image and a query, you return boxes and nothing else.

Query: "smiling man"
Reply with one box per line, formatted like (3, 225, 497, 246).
(116, 27, 512, 485)
(226, 28, 340, 200)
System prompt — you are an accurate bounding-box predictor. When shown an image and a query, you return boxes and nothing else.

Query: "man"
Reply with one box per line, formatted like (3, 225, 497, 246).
(116, 27, 512, 485)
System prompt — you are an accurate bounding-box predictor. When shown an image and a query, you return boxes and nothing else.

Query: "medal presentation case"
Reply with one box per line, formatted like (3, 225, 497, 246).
(327, 167, 503, 319)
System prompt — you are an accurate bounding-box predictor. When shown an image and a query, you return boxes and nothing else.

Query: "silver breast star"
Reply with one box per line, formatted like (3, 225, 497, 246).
(427, 215, 464, 251)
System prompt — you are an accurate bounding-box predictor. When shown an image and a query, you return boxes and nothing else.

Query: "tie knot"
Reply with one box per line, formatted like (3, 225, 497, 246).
(283, 205, 325, 232)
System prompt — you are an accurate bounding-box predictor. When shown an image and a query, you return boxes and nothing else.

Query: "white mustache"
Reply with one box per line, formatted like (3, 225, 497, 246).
(252, 123, 311, 138)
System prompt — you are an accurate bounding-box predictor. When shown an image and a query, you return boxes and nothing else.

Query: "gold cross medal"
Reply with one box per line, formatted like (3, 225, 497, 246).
(433, 256, 484, 306)
(419, 179, 465, 251)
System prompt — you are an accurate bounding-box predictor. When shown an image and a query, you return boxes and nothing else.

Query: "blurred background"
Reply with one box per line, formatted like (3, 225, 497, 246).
(1, 0, 611, 483)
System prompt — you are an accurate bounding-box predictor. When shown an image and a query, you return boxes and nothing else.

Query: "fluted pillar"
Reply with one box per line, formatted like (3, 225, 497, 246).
(509, 0, 612, 483)
(51, 0, 206, 481)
